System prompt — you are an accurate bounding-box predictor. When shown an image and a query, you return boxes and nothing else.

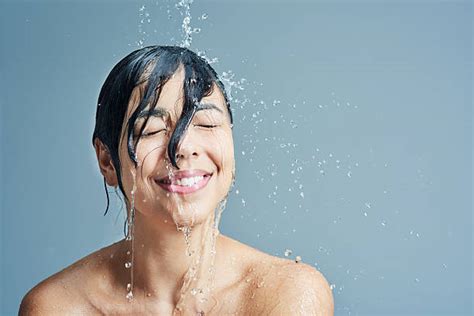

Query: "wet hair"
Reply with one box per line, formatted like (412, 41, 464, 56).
(92, 45, 233, 215)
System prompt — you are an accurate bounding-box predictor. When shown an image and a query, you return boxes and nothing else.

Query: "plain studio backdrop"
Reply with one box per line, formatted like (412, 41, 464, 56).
(0, 0, 472, 315)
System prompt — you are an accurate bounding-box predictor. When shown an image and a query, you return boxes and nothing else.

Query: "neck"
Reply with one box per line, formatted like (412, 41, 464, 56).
(119, 210, 220, 305)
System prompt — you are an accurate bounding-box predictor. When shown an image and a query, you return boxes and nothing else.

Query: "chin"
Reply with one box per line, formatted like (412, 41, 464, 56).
(168, 202, 214, 228)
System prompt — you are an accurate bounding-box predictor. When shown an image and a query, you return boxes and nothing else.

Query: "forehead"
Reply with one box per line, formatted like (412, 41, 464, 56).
(126, 66, 227, 119)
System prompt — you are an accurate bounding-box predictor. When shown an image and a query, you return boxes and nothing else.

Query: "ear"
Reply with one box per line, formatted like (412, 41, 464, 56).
(94, 138, 118, 187)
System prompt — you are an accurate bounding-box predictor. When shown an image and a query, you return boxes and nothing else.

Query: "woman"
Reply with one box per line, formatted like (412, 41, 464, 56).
(20, 46, 334, 315)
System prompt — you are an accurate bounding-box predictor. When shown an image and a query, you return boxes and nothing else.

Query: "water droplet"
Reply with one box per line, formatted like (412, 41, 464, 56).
(299, 192, 304, 198)
(330, 284, 336, 290)
(284, 249, 292, 257)
(125, 262, 132, 269)
(201, 13, 208, 20)
(126, 291, 133, 300)
(295, 255, 302, 263)
(347, 171, 352, 178)
(363, 212, 368, 217)
(415, 278, 420, 283)
(126, 283, 131, 291)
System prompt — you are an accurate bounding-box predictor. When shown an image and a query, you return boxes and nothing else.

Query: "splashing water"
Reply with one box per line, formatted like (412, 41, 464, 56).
(207, 198, 228, 288)
(136, 4, 152, 48)
(125, 169, 137, 301)
(173, 197, 228, 314)
(219, 70, 247, 103)
(179, 225, 195, 257)
(196, 50, 219, 65)
(176, 0, 194, 48)
(124, 1, 403, 314)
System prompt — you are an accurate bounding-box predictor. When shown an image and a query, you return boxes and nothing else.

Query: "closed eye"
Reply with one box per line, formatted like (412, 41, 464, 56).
(135, 129, 167, 137)
(194, 124, 218, 128)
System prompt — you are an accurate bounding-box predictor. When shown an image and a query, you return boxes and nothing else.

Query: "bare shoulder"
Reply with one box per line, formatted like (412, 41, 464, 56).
(220, 236, 334, 315)
(19, 243, 118, 315)
(269, 260, 334, 315)
(19, 274, 91, 315)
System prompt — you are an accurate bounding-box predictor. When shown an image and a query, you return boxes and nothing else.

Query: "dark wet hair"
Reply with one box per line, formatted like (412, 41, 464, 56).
(92, 45, 233, 215)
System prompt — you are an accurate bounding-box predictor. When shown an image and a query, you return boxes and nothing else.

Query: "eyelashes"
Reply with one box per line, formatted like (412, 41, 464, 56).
(194, 124, 218, 129)
(135, 124, 218, 138)
(134, 129, 167, 138)
(142, 129, 167, 136)
(135, 123, 221, 139)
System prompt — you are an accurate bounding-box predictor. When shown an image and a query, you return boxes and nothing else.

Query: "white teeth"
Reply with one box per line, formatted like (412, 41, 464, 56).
(174, 175, 204, 187)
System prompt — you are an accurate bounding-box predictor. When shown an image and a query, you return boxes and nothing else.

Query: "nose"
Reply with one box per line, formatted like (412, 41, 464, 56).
(175, 149, 198, 160)
(173, 133, 200, 164)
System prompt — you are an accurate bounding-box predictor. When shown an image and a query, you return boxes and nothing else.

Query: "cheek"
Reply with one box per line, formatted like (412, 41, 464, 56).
(209, 132, 234, 188)
(136, 139, 167, 162)
(134, 142, 167, 194)
(208, 131, 233, 166)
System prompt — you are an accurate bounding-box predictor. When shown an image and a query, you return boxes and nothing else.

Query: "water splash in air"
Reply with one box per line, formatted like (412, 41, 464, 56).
(125, 169, 137, 301)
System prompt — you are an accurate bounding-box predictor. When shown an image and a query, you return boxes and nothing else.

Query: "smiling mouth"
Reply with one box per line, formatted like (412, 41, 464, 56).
(155, 174, 213, 194)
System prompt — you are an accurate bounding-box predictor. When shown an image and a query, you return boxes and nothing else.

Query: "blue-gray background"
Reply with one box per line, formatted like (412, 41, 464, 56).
(1, 0, 472, 315)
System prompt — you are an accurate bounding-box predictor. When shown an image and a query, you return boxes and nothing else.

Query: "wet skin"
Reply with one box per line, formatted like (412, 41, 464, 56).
(19, 236, 333, 315)
(19, 66, 334, 315)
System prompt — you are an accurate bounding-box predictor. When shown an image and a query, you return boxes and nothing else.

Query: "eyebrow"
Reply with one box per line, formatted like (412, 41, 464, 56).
(137, 102, 223, 119)
(137, 107, 168, 119)
(196, 102, 223, 113)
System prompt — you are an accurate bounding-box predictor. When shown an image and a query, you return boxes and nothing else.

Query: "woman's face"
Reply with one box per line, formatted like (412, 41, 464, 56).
(118, 66, 234, 227)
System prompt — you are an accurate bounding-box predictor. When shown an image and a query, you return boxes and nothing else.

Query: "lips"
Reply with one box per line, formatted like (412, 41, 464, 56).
(155, 169, 213, 195)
